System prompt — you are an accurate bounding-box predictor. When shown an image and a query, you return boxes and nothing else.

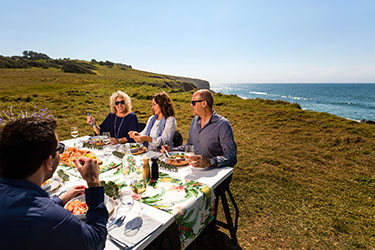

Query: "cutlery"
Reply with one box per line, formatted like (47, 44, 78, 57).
(107, 215, 126, 230)
(165, 150, 171, 158)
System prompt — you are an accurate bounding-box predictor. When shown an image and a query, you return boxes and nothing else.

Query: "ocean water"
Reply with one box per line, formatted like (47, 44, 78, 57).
(211, 83, 375, 122)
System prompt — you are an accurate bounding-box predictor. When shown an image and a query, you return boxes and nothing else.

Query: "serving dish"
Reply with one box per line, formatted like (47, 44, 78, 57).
(128, 143, 143, 153)
(65, 194, 116, 220)
(163, 151, 188, 166)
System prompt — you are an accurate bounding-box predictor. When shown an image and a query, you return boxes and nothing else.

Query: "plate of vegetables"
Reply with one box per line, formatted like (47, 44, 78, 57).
(129, 143, 143, 153)
(166, 151, 186, 161)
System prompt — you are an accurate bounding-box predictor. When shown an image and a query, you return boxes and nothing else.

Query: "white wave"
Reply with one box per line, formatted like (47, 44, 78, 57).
(249, 91, 268, 95)
(270, 94, 308, 100)
(237, 95, 248, 100)
(287, 96, 308, 100)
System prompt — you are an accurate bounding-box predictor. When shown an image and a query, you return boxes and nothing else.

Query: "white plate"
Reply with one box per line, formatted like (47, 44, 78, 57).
(166, 151, 186, 161)
(192, 166, 211, 171)
(129, 143, 143, 153)
(64, 194, 116, 220)
(89, 135, 106, 140)
(42, 176, 62, 192)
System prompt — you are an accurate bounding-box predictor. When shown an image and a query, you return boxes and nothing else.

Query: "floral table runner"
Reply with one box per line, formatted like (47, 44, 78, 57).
(59, 161, 214, 249)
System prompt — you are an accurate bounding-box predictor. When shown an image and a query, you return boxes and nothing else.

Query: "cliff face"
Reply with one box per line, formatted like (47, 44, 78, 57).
(169, 76, 210, 90)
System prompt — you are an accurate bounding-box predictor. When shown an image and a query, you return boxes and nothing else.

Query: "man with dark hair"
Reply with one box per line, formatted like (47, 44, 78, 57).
(162, 89, 237, 168)
(0, 117, 108, 250)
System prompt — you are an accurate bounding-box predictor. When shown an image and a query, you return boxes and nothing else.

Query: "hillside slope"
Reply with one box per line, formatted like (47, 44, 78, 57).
(1, 67, 375, 249)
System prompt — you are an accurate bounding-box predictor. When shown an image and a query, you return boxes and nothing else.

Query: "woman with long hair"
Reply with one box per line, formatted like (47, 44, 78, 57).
(129, 91, 176, 151)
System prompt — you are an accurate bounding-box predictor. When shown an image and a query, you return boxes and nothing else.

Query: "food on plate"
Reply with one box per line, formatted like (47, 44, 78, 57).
(65, 194, 115, 219)
(130, 144, 141, 149)
(132, 146, 147, 155)
(165, 159, 189, 166)
(60, 147, 103, 166)
(168, 152, 185, 159)
(57, 169, 69, 182)
(112, 150, 125, 158)
(82, 137, 107, 149)
(112, 146, 147, 158)
(66, 199, 88, 215)
(42, 178, 52, 186)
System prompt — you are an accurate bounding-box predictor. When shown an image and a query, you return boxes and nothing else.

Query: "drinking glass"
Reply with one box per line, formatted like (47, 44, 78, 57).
(185, 145, 195, 162)
(119, 186, 134, 213)
(103, 147, 112, 161)
(71, 126, 79, 147)
(131, 177, 146, 196)
(102, 132, 110, 144)
(130, 173, 146, 216)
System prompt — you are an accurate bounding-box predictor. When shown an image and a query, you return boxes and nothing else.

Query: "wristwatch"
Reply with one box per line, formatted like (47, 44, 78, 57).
(209, 158, 217, 167)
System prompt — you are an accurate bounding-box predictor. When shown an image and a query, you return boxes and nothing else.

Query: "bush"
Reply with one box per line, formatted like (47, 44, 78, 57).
(62, 61, 95, 74)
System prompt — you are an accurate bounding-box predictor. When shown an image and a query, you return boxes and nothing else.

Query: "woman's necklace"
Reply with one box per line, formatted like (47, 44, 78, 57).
(114, 115, 125, 138)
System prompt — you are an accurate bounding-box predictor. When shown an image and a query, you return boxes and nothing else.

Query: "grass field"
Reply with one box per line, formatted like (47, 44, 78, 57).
(1, 66, 375, 249)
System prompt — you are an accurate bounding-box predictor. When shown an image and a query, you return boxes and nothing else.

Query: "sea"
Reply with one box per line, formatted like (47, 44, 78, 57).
(211, 83, 375, 122)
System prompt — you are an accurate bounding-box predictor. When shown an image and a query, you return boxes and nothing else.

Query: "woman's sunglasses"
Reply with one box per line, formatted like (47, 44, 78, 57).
(115, 100, 125, 105)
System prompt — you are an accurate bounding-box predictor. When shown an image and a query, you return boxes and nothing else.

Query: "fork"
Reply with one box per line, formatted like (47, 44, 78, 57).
(165, 150, 171, 158)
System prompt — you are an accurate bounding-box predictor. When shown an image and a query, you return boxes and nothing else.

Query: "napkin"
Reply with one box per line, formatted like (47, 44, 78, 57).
(108, 214, 163, 248)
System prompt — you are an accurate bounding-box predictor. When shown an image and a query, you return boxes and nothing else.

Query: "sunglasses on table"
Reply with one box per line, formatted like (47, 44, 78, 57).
(115, 100, 125, 105)
(56, 142, 65, 154)
(191, 100, 204, 106)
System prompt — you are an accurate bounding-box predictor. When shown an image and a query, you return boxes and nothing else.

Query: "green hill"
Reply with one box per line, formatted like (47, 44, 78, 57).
(1, 57, 375, 249)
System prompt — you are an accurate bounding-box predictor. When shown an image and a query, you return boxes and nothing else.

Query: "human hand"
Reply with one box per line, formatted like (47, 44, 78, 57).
(128, 131, 139, 138)
(133, 135, 144, 143)
(189, 155, 210, 169)
(86, 115, 96, 126)
(109, 137, 119, 144)
(161, 145, 171, 154)
(73, 157, 101, 188)
(59, 185, 87, 206)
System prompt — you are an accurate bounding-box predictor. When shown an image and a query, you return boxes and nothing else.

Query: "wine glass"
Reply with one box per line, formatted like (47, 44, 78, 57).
(102, 132, 110, 144)
(131, 177, 146, 196)
(71, 126, 79, 147)
(130, 173, 146, 216)
(103, 147, 112, 161)
(185, 144, 195, 162)
(185, 145, 196, 173)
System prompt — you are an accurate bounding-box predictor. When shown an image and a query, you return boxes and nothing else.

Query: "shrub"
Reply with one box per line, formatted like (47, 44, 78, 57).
(62, 61, 95, 74)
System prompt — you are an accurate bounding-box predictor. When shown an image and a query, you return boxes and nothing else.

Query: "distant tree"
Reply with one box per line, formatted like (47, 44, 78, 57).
(22, 50, 50, 60)
(105, 60, 114, 67)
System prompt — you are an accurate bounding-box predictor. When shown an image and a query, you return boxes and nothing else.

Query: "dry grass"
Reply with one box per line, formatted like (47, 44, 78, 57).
(1, 67, 375, 249)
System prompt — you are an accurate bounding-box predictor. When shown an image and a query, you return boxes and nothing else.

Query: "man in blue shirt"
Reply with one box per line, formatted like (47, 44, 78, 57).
(163, 89, 237, 168)
(0, 117, 108, 250)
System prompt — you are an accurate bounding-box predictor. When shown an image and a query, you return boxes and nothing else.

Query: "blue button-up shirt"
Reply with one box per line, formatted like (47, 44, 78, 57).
(174, 111, 237, 167)
(0, 177, 108, 250)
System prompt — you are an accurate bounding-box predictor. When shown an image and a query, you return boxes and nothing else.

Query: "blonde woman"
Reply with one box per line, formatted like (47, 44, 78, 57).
(129, 91, 176, 151)
(87, 90, 139, 144)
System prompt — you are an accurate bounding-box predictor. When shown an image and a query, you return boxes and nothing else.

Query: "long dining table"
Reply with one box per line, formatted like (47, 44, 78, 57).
(56, 136, 234, 249)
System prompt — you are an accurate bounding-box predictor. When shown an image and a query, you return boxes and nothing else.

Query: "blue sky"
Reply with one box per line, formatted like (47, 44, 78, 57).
(1, 0, 374, 85)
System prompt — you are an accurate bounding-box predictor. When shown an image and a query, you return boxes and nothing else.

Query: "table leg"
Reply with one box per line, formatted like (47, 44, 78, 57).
(214, 175, 239, 245)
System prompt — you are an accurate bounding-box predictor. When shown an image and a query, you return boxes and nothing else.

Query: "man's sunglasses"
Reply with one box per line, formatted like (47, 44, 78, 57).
(191, 100, 204, 106)
(115, 100, 125, 105)
(56, 143, 65, 154)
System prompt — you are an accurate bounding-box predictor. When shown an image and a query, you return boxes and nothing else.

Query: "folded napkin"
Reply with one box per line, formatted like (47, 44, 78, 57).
(108, 214, 163, 248)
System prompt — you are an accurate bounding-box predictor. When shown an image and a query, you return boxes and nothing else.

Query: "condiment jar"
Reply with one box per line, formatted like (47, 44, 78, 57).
(151, 157, 159, 181)
(142, 157, 150, 180)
